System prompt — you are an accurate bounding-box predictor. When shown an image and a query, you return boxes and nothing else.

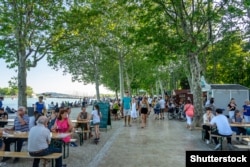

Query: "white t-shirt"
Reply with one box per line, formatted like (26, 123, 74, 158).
(159, 99, 165, 109)
(210, 114, 233, 135)
(92, 109, 101, 124)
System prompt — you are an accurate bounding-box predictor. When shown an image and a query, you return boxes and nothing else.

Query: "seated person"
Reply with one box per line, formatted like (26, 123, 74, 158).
(2, 106, 29, 163)
(48, 108, 60, 131)
(28, 116, 63, 167)
(51, 109, 73, 144)
(231, 110, 246, 141)
(210, 108, 233, 150)
(76, 106, 92, 140)
(202, 107, 214, 144)
(29, 111, 43, 130)
(0, 108, 8, 127)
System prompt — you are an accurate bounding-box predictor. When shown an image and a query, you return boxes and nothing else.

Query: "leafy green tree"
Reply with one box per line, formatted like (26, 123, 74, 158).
(0, 1, 66, 107)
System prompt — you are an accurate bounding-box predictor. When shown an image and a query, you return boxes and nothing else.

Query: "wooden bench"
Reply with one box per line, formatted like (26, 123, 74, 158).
(234, 144, 250, 151)
(210, 134, 232, 150)
(75, 130, 91, 146)
(0, 151, 62, 167)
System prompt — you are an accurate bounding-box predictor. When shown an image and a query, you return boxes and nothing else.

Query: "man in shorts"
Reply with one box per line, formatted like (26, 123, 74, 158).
(122, 91, 132, 127)
(159, 97, 165, 119)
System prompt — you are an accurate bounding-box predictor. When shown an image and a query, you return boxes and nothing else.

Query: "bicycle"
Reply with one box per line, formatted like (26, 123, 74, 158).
(167, 107, 187, 122)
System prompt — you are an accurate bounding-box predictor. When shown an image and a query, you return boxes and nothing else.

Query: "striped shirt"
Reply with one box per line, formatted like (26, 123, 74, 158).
(14, 115, 29, 132)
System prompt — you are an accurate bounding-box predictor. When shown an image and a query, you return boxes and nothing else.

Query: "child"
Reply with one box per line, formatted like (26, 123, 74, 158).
(131, 98, 137, 122)
(92, 104, 101, 140)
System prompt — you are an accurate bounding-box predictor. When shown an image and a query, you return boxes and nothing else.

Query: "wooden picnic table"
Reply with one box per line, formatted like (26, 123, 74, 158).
(230, 123, 250, 127)
(1, 131, 72, 159)
(0, 119, 14, 123)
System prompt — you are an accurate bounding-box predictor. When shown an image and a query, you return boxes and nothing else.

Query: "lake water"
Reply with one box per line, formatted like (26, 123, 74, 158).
(1, 97, 82, 109)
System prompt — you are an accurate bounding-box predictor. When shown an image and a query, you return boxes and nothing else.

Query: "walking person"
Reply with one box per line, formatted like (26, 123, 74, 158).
(92, 104, 101, 140)
(122, 91, 132, 127)
(184, 100, 194, 130)
(159, 97, 165, 119)
(131, 98, 137, 122)
(139, 96, 149, 128)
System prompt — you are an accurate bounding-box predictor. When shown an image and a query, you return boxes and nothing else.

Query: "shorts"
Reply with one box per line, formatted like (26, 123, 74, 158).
(160, 108, 165, 113)
(93, 122, 100, 125)
(154, 108, 160, 114)
(112, 109, 118, 114)
(123, 109, 131, 116)
(141, 108, 148, 114)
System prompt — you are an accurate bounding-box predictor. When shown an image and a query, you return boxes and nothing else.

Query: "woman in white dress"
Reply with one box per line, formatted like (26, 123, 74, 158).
(131, 98, 137, 121)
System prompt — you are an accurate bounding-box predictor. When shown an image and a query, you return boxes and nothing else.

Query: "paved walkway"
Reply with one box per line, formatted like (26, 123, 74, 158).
(7, 107, 210, 167)
(84, 109, 209, 167)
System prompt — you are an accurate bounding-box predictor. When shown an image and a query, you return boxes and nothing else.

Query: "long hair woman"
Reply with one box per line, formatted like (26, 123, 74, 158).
(140, 96, 149, 128)
(92, 104, 102, 140)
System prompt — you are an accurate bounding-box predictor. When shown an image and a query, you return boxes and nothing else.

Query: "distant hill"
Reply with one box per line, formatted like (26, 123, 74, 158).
(38, 92, 82, 98)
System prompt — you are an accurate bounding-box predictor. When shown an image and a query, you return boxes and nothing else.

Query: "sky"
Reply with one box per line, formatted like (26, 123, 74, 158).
(0, 58, 113, 96)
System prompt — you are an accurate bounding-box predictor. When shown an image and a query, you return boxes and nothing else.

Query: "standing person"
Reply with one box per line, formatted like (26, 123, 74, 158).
(34, 96, 46, 115)
(131, 98, 137, 122)
(159, 97, 165, 119)
(210, 108, 233, 150)
(112, 100, 120, 120)
(205, 98, 216, 115)
(28, 116, 64, 167)
(202, 107, 214, 144)
(242, 100, 250, 123)
(184, 100, 195, 130)
(139, 96, 149, 128)
(0, 97, 3, 109)
(91, 104, 101, 140)
(122, 91, 132, 127)
(2, 106, 29, 163)
(227, 98, 237, 119)
(147, 96, 152, 116)
(153, 99, 161, 120)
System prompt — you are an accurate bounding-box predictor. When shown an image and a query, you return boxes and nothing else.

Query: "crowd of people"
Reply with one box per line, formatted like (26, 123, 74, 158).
(0, 96, 101, 167)
(202, 97, 250, 150)
(108, 93, 250, 151)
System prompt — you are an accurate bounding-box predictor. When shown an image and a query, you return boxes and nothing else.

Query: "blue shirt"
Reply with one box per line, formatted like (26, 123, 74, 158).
(123, 97, 131, 110)
(0, 100, 2, 108)
(35, 102, 45, 113)
(14, 115, 29, 132)
(243, 105, 250, 116)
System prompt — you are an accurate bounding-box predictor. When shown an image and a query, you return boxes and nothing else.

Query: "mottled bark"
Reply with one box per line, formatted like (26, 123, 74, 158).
(188, 53, 203, 127)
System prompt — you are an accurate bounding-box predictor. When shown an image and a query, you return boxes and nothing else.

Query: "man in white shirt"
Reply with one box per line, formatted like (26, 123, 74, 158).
(28, 116, 64, 167)
(210, 108, 233, 150)
(159, 97, 165, 119)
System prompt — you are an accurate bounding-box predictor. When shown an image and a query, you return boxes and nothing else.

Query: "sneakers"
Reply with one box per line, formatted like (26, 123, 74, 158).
(206, 140, 210, 144)
(70, 142, 78, 147)
(214, 143, 221, 150)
